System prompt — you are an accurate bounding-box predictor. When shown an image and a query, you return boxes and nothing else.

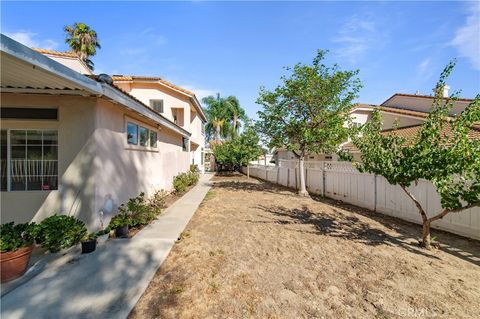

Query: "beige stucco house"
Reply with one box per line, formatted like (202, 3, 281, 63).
(1, 34, 206, 230)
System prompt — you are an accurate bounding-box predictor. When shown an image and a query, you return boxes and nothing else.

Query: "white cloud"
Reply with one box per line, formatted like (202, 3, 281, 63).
(333, 14, 387, 64)
(451, 3, 480, 70)
(417, 58, 434, 82)
(182, 85, 217, 101)
(5, 31, 59, 50)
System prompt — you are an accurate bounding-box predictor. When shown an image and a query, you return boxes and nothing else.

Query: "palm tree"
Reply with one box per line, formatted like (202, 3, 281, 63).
(223, 96, 247, 137)
(203, 94, 229, 142)
(64, 22, 101, 70)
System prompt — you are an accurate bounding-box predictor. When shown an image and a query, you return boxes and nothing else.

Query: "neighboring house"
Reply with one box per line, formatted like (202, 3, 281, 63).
(0, 34, 206, 230)
(272, 89, 477, 165)
(342, 91, 478, 160)
(32, 48, 93, 75)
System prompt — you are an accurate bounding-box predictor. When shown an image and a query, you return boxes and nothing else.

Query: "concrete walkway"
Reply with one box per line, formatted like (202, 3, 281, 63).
(1, 173, 213, 319)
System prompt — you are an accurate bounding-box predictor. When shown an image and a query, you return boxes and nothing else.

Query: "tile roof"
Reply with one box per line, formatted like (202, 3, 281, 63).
(382, 93, 474, 105)
(32, 48, 78, 58)
(342, 123, 480, 153)
(111, 75, 195, 96)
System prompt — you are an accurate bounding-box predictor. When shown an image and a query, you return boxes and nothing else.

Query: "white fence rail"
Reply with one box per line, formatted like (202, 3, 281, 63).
(242, 161, 480, 240)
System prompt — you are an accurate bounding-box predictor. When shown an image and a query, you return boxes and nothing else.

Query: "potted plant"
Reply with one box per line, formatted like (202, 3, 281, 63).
(109, 212, 131, 238)
(96, 227, 111, 243)
(0, 222, 36, 283)
(81, 233, 97, 254)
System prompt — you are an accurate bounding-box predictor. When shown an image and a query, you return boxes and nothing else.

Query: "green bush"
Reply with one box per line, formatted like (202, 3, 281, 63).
(0, 222, 36, 253)
(173, 166, 200, 193)
(110, 192, 157, 229)
(108, 212, 132, 229)
(173, 173, 189, 193)
(33, 215, 87, 253)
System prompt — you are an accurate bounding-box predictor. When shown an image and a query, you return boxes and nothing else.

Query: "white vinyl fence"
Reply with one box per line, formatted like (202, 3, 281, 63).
(242, 160, 480, 240)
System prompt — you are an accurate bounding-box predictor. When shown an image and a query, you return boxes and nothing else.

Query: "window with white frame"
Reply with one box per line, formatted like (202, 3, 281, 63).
(1, 129, 58, 192)
(125, 120, 158, 150)
(150, 99, 164, 113)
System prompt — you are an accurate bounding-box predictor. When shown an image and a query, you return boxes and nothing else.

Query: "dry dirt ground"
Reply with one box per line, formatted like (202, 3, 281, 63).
(129, 174, 480, 319)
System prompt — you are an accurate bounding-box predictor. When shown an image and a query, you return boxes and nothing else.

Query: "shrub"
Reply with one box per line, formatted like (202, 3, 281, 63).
(173, 166, 200, 193)
(111, 193, 157, 229)
(173, 173, 189, 193)
(149, 190, 167, 215)
(34, 215, 87, 253)
(0, 222, 36, 253)
(108, 212, 132, 229)
(82, 232, 98, 242)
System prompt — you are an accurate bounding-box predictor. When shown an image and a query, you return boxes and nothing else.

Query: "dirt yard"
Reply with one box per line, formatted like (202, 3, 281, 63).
(129, 174, 480, 319)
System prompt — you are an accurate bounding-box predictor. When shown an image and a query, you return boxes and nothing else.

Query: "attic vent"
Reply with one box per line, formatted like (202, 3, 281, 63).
(97, 74, 113, 85)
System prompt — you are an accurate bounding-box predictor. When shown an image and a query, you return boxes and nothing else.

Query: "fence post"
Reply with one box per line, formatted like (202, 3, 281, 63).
(287, 168, 290, 187)
(322, 161, 326, 197)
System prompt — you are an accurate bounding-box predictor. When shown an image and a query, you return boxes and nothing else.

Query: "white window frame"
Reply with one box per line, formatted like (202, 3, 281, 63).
(124, 116, 159, 152)
(1, 128, 58, 192)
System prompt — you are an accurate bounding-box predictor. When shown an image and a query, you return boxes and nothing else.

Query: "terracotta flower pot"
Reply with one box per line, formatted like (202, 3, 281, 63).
(0, 245, 34, 283)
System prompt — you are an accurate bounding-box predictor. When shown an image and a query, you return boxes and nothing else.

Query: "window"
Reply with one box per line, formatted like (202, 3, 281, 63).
(127, 122, 138, 145)
(1, 129, 58, 192)
(150, 131, 158, 148)
(139, 127, 149, 146)
(201, 147, 204, 165)
(201, 123, 205, 135)
(150, 100, 164, 113)
(182, 137, 189, 152)
(125, 119, 158, 150)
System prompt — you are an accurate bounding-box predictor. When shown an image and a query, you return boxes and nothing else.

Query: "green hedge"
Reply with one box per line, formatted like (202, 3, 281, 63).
(173, 165, 200, 193)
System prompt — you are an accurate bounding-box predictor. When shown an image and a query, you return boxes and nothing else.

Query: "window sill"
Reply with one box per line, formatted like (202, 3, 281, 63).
(124, 146, 159, 153)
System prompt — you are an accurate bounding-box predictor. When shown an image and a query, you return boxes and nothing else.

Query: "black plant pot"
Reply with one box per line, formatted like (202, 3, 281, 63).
(81, 240, 97, 254)
(115, 225, 129, 238)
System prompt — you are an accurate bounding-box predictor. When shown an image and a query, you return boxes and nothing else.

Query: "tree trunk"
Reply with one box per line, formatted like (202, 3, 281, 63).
(399, 184, 431, 249)
(422, 220, 432, 249)
(298, 156, 309, 197)
(215, 125, 220, 143)
(233, 114, 238, 134)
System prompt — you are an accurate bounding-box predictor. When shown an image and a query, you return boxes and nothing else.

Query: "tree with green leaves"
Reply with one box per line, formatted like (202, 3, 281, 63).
(223, 95, 248, 137)
(256, 50, 362, 196)
(203, 94, 247, 142)
(213, 125, 262, 172)
(64, 22, 101, 70)
(203, 94, 230, 143)
(344, 61, 479, 249)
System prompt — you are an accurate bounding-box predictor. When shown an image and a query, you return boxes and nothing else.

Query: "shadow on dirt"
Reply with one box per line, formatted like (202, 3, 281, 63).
(212, 177, 480, 266)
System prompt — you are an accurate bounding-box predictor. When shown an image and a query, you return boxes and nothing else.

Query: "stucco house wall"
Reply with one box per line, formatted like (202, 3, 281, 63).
(92, 99, 190, 228)
(1, 93, 192, 230)
(1, 93, 97, 226)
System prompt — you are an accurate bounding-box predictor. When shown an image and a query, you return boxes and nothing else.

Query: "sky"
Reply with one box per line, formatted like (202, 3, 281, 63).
(2, 1, 479, 120)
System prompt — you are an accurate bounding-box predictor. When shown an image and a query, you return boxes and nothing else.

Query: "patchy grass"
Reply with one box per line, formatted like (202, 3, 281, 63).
(129, 175, 480, 319)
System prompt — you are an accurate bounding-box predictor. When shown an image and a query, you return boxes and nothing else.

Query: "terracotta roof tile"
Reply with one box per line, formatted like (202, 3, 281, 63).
(32, 48, 78, 58)
(111, 75, 195, 96)
(342, 123, 480, 153)
(383, 93, 474, 104)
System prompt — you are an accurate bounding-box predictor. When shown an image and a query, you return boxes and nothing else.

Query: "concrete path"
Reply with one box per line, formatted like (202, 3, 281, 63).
(1, 174, 213, 319)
